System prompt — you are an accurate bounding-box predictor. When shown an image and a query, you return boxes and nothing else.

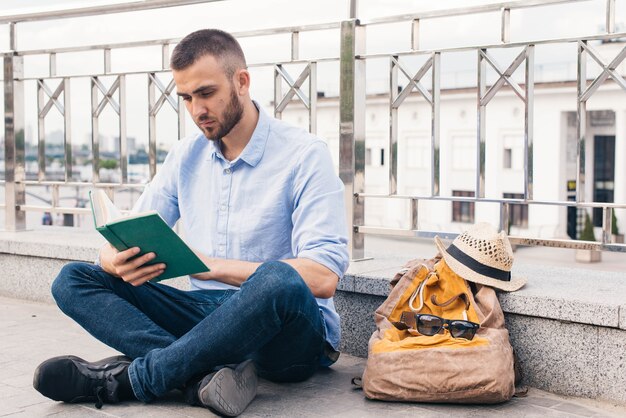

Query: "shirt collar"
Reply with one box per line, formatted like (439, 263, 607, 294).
(208, 101, 270, 167)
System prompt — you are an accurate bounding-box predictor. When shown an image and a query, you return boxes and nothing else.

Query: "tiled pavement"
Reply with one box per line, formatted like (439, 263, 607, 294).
(2, 296, 626, 417)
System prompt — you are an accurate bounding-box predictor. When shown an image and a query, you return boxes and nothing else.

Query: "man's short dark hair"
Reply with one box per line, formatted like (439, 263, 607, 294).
(170, 29, 247, 77)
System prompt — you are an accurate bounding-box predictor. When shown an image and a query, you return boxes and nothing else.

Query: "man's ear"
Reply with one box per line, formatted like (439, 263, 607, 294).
(234, 69, 250, 95)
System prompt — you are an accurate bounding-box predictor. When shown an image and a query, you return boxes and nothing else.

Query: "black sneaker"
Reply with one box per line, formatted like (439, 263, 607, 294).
(33, 355, 132, 409)
(186, 360, 258, 417)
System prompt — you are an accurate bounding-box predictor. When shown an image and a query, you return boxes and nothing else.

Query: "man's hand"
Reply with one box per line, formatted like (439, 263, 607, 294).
(99, 244, 166, 286)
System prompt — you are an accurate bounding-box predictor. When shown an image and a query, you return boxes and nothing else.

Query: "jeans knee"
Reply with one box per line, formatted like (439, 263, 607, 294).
(51, 262, 95, 307)
(251, 261, 309, 298)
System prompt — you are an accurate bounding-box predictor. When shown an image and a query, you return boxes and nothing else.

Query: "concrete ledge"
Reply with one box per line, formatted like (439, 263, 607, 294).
(2, 228, 626, 405)
(341, 256, 626, 330)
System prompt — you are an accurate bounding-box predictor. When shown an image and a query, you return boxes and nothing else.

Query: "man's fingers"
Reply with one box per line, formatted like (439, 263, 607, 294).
(121, 263, 166, 286)
(112, 247, 141, 265)
(113, 251, 156, 274)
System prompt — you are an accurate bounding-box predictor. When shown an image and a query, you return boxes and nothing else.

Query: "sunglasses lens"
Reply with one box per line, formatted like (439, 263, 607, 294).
(416, 315, 443, 336)
(448, 321, 477, 340)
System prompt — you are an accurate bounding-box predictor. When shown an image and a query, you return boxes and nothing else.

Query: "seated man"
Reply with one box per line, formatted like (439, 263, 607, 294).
(33, 28, 349, 417)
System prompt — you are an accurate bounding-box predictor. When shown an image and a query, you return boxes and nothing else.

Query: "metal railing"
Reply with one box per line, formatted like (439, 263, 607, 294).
(2, 0, 626, 257)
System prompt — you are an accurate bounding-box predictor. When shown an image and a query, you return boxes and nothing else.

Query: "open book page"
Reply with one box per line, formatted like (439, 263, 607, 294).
(89, 190, 124, 227)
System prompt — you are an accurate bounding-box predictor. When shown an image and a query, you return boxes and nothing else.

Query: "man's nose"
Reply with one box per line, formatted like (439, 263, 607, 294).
(191, 100, 207, 119)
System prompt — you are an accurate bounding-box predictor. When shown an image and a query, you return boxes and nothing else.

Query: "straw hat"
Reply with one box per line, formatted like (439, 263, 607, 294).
(434, 222, 526, 292)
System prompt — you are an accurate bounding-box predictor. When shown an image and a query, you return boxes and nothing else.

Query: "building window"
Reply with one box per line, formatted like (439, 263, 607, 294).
(451, 136, 475, 170)
(452, 190, 475, 223)
(406, 136, 429, 169)
(365, 148, 372, 166)
(503, 148, 512, 169)
(503, 193, 529, 228)
(380, 149, 385, 166)
(502, 135, 523, 170)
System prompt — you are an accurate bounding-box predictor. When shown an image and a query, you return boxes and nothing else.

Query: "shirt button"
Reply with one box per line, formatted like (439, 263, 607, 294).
(220, 205, 227, 211)
(224, 168, 231, 174)
(219, 245, 225, 252)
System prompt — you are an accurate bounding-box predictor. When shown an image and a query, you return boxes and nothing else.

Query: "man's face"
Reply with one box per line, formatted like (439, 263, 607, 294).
(173, 54, 244, 140)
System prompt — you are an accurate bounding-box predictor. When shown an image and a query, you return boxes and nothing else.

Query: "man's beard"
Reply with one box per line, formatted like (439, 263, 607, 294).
(198, 87, 244, 140)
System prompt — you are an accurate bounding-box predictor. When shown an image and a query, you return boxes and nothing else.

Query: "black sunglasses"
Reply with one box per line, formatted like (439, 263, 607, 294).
(392, 311, 480, 340)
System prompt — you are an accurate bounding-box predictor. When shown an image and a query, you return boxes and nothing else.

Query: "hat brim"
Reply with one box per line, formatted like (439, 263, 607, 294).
(434, 236, 526, 292)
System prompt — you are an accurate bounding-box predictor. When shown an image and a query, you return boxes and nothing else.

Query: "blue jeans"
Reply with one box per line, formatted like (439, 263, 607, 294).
(51, 261, 329, 402)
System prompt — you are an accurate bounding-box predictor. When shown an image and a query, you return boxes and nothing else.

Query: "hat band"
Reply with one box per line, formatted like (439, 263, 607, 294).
(447, 244, 511, 282)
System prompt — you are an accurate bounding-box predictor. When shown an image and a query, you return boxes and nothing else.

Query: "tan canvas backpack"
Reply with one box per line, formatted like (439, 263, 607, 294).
(361, 256, 516, 403)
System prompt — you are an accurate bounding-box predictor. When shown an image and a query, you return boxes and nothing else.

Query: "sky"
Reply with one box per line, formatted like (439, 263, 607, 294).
(0, 0, 623, 149)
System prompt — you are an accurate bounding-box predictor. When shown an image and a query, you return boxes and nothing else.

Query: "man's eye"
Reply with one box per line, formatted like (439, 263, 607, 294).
(201, 91, 213, 97)
(182, 96, 191, 102)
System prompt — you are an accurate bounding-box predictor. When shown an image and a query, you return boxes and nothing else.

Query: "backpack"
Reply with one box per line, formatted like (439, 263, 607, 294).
(361, 256, 516, 403)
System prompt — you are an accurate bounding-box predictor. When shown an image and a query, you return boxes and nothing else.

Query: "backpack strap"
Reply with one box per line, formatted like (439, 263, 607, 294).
(408, 271, 436, 312)
(431, 292, 470, 310)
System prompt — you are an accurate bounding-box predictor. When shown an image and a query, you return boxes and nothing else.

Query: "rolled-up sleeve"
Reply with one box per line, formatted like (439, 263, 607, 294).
(291, 141, 349, 278)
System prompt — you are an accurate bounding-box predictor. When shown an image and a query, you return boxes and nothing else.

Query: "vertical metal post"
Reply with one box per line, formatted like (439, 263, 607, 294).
(91, 77, 100, 183)
(500, 202, 510, 234)
(49, 53, 56, 77)
(339, 19, 366, 260)
(410, 198, 419, 230)
(37, 80, 46, 181)
(349, 0, 358, 19)
(602, 207, 612, 244)
(501, 8, 510, 43)
(104, 48, 111, 74)
(162, 44, 170, 70)
(119, 75, 127, 183)
(148, 74, 157, 179)
(63, 78, 72, 181)
(291, 32, 299, 61)
(51, 184, 59, 209)
(178, 96, 186, 141)
(576, 41, 586, 203)
(524, 45, 534, 200)
(309, 62, 317, 134)
(431, 52, 441, 196)
(411, 19, 420, 51)
(4, 22, 26, 231)
(389, 56, 398, 195)
(606, 0, 615, 34)
(477, 49, 487, 198)
(274, 65, 282, 119)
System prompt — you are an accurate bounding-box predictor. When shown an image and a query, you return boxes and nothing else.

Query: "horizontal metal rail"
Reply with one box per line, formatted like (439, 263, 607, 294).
(357, 226, 626, 252)
(0, 0, 225, 24)
(11, 57, 341, 82)
(355, 193, 626, 209)
(357, 32, 626, 60)
(0, 23, 342, 57)
(361, 0, 589, 25)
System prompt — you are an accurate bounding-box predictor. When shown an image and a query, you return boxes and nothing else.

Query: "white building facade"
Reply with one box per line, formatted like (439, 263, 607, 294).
(279, 48, 626, 240)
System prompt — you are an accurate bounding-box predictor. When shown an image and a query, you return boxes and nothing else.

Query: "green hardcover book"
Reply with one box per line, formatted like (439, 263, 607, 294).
(89, 189, 209, 282)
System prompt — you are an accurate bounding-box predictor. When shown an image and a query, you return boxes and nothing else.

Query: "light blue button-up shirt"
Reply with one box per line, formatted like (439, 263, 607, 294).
(132, 103, 349, 353)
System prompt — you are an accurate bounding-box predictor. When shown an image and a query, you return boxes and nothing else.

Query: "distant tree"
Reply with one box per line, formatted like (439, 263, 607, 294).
(579, 212, 596, 241)
(99, 159, 118, 170)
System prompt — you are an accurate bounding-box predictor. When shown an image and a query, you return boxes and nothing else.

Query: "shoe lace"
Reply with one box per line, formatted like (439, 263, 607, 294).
(94, 386, 106, 409)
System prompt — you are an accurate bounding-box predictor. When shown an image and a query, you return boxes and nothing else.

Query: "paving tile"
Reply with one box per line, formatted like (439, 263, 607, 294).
(1, 371, 37, 389)
(0, 385, 24, 399)
(517, 395, 561, 409)
(0, 406, 24, 417)
(552, 401, 606, 416)
(2, 391, 49, 409)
